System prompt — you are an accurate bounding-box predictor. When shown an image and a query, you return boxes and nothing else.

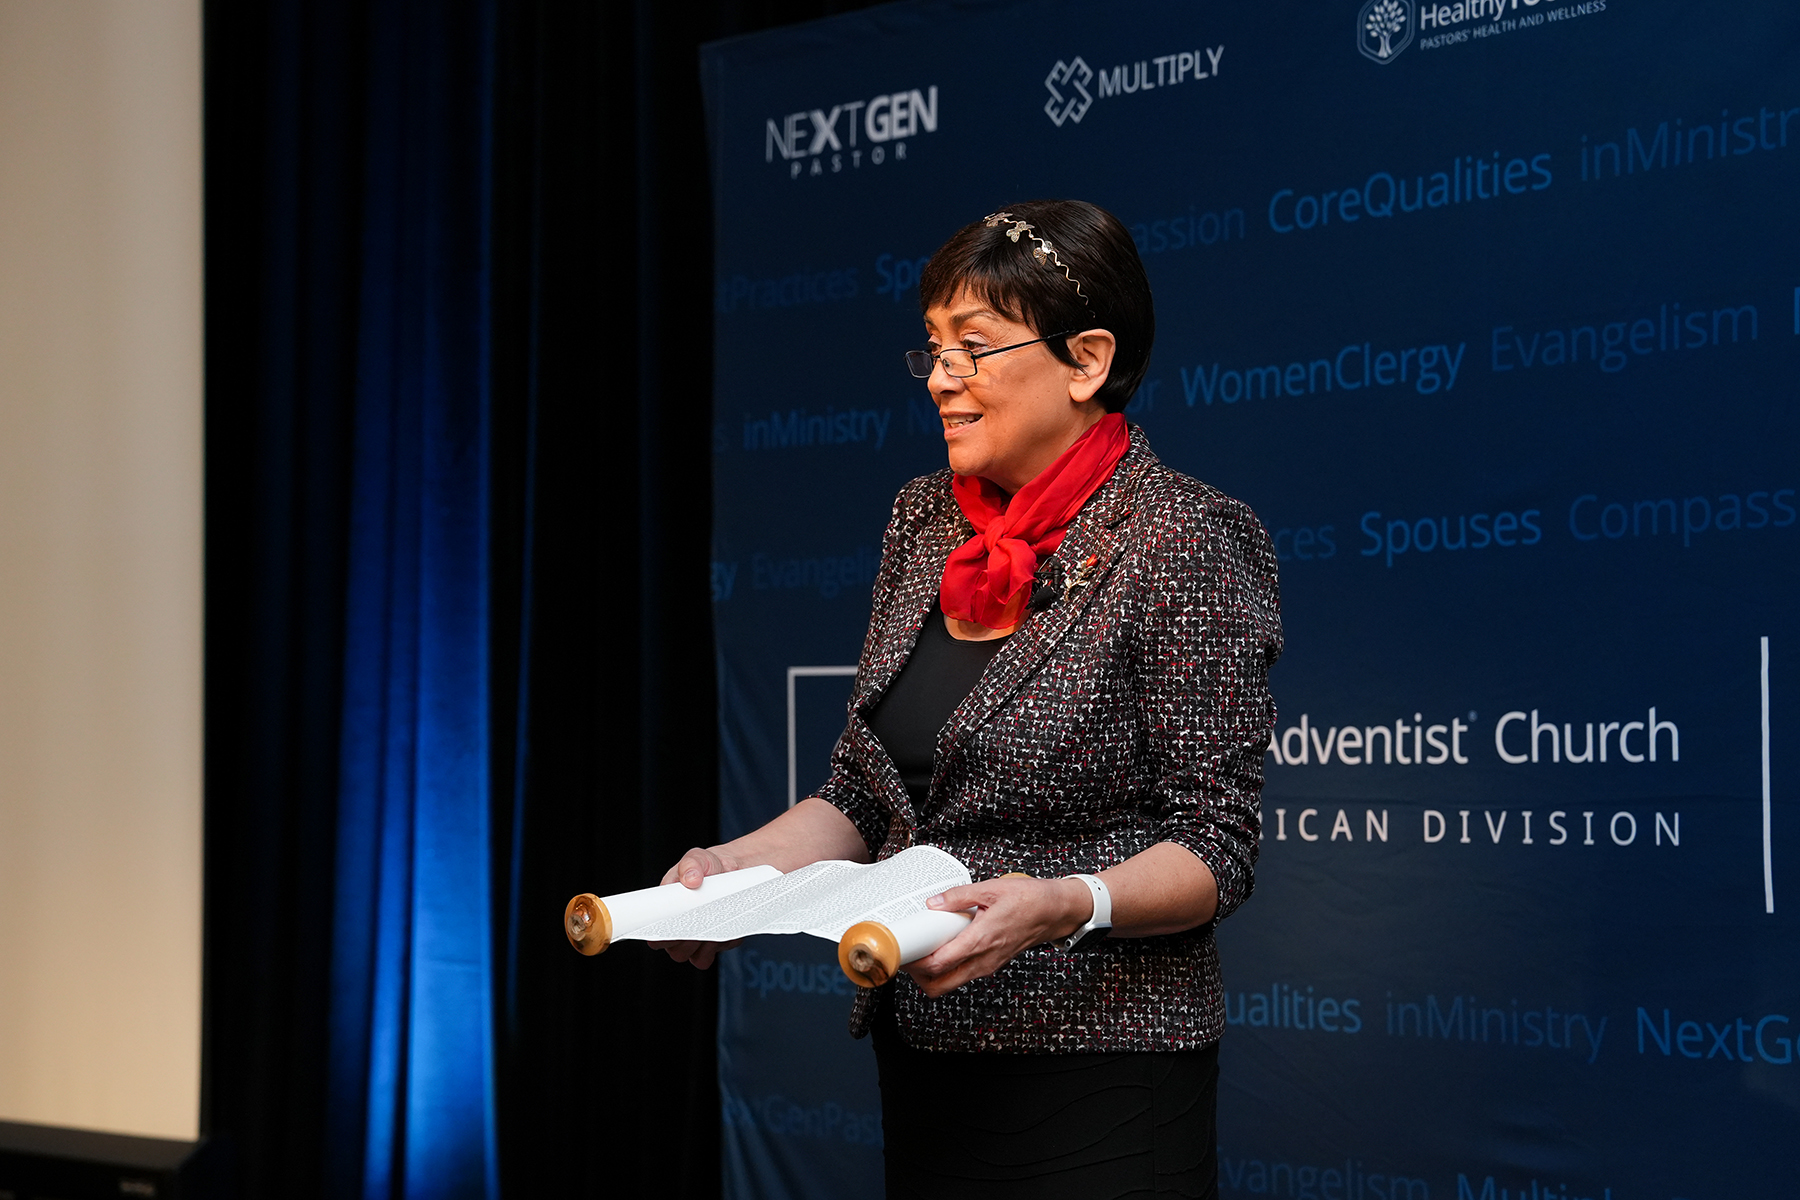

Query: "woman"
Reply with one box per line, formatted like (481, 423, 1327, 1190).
(659, 199, 1282, 1198)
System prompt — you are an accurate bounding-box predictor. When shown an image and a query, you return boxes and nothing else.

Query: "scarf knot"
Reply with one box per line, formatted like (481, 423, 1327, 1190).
(939, 414, 1130, 630)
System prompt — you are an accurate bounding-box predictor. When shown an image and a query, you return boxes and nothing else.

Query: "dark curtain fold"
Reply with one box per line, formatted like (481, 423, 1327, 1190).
(323, 4, 500, 1197)
(203, 2, 886, 1197)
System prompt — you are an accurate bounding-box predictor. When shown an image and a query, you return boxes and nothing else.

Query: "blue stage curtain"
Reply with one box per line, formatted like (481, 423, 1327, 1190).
(205, 1, 503, 1197)
(322, 3, 499, 1198)
(203, 2, 885, 1197)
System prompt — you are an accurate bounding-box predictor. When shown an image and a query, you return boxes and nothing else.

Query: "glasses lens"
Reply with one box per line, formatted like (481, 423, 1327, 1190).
(940, 349, 976, 378)
(904, 350, 935, 378)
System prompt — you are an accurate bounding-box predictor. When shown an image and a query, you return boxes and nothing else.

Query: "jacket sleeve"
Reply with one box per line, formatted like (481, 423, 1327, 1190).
(813, 732, 888, 856)
(1131, 490, 1283, 923)
(812, 474, 944, 856)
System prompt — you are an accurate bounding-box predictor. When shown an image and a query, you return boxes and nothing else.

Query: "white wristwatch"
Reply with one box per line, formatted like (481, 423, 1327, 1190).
(1056, 873, 1112, 951)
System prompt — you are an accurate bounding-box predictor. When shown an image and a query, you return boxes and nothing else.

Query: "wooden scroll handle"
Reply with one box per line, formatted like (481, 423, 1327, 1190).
(837, 921, 901, 988)
(564, 893, 613, 956)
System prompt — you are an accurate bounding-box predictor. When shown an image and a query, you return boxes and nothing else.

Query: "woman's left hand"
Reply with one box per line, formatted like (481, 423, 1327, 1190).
(902, 875, 1092, 997)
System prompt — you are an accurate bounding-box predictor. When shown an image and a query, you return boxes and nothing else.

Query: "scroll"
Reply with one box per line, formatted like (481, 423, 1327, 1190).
(564, 845, 975, 986)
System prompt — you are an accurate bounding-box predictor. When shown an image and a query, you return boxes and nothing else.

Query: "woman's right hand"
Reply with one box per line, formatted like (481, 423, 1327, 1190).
(649, 846, 743, 969)
(660, 845, 742, 889)
(645, 799, 871, 970)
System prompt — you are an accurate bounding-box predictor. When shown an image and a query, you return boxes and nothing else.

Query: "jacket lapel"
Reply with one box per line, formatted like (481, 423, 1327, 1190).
(851, 484, 968, 712)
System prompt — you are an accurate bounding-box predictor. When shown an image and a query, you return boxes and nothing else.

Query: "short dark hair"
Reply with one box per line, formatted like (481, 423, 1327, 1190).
(918, 200, 1154, 413)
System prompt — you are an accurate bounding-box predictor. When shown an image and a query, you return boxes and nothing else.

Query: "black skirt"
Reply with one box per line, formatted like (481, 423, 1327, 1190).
(872, 1001, 1220, 1200)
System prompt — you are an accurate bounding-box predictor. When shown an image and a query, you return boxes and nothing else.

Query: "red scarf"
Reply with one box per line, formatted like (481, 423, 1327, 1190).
(940, 413, 1130, 630)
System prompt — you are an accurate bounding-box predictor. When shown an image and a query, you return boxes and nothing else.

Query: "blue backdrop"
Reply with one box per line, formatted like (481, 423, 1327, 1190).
(703, 2, 1798, 1196)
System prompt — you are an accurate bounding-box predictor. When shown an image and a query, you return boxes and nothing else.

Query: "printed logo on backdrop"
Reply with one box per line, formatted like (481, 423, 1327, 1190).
(1365, 0, 1611, 57)
(1358, 0, 1415, 63)
(1040, 46, 1224, 126)
(1042, 59, 1093, 127)
(764, 86, 939, 179)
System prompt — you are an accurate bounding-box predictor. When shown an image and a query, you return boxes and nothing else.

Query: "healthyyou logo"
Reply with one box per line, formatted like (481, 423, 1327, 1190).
(1359, 0, 1415, 63)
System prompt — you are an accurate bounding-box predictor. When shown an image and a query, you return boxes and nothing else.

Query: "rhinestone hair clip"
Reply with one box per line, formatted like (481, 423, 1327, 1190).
(982, 211, 1092, 311)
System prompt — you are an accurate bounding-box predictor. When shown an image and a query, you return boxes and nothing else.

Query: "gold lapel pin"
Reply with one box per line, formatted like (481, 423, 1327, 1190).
(1063, 553, 1100, 594)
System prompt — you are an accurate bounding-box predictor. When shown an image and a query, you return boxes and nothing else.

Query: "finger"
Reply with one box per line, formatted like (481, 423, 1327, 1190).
(905, 920, 990, 978)
(925, 882, 1000, 912)
(648, 939, 700, 963)
(690, 937, 747, 969)
(649, 938, 742, 968)
(929, 872, 1042, 912)
(678, 850, 712, 888)
(911, 951, 1003, 997)
(926, 928, 1017, 991)
(900, 957, 952, 988)
(904, 899, 1046, 994)
(665, 848, 718, 889)
(665, 940, 706, 964)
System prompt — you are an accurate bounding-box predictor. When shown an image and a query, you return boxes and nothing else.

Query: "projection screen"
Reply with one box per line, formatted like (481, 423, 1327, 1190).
(0, 0, 202, 1141)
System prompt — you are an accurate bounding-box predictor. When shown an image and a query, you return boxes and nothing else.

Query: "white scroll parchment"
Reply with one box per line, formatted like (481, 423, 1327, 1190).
(621, 844, 971, 948)
(596, 864, 782, 940)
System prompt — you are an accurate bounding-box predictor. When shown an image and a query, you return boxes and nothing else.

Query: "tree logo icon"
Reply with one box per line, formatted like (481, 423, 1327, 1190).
(1358, 0, 1415, 64)
(1043, 58, 1094, 126)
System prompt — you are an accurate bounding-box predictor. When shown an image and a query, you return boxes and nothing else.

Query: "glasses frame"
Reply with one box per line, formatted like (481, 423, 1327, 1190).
(905, 331, 1080, 379)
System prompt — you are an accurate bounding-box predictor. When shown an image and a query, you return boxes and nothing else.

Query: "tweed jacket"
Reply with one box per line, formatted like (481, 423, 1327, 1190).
(816, 425, 1283, 1053)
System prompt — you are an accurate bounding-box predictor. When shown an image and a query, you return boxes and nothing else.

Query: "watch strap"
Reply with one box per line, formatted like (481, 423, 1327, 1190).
(1056, 873, 1112, 951)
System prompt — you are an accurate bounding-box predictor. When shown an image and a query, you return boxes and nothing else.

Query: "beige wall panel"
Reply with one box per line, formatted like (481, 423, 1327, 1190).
(0, 0, 202, 1140)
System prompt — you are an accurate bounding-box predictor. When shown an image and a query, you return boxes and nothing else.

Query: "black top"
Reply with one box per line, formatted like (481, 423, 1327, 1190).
(866, 610, 1009, 811)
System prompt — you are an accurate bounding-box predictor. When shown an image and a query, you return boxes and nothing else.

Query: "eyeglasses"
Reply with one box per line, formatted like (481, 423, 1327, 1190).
(904, 332, 1077, 379)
